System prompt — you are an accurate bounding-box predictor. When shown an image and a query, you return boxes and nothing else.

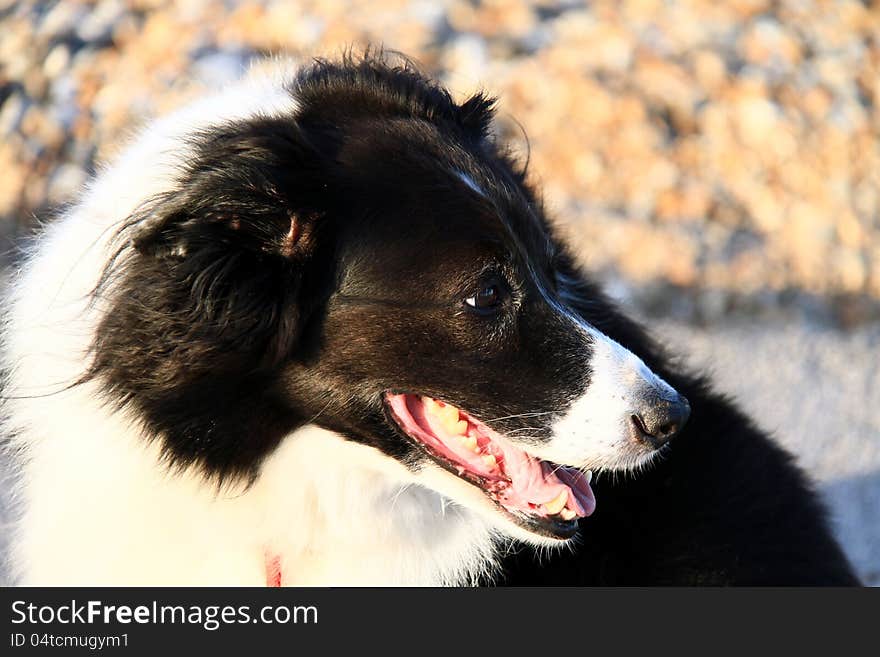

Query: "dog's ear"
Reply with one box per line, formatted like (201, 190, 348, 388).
(132, 118, 328, 262)
(112, 117, 333, 367)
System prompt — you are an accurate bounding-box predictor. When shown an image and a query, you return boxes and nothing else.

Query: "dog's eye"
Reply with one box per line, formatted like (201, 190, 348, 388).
(465, 285, 502, 311)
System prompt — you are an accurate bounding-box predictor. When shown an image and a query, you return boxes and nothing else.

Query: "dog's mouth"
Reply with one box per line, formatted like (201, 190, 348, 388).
(385, 393, 596, 540)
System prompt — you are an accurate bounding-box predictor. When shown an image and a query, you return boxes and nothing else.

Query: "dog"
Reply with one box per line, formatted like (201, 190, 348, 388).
(1, 54, 857, 585)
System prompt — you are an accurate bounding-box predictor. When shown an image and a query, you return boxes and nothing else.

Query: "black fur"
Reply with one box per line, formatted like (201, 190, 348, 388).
(88, 53, 857, 584)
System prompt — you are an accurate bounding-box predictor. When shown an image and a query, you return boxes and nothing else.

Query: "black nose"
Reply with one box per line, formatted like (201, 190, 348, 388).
(629, 394, 691, 448)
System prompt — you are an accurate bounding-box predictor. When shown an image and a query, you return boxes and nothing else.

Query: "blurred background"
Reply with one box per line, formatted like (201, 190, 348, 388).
(0, 0, 878, 584)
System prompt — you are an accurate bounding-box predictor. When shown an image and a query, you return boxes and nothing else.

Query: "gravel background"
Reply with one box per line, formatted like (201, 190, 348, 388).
(0, 0, 878, 585)
(2, 0, 879, 321)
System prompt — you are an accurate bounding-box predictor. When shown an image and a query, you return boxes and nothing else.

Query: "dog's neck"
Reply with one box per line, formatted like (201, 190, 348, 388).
(12, 404, 500, 585)
(253, 425, 501, 585)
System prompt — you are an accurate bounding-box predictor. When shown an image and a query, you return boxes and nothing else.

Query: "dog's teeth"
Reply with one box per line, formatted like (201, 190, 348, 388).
(543, 489, 568, 515)
(584, 469, 593, 485)
(438, 413, 465, 435)
(559, 508, 577, 521)
(481, 454, 497, 469)
(448, 419, 469, 436)
(459, 435, 478, 452)
(424, 397, 468, 435)
(422, 396, 441, 413)
(423, 397, 457, 418)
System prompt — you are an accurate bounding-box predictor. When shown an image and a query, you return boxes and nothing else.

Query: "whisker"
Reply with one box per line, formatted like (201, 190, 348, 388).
(482, 411, 555, 423)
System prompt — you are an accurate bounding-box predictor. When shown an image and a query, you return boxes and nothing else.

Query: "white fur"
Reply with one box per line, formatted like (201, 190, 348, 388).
(9, 411, 500, 585)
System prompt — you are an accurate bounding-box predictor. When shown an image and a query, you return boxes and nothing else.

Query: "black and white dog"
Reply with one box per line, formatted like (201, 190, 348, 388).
(1, 54, 857, 585)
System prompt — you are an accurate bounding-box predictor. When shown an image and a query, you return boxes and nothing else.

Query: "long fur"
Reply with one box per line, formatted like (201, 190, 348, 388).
(1, 54, 858, 586)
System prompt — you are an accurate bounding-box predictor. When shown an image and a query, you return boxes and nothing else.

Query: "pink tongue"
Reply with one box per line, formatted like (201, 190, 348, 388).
(497, 443, 595, 517)
(556, 467, 596, 515)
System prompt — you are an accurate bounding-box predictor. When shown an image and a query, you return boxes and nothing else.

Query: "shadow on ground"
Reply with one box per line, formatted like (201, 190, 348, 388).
(822, 471, 880, 586)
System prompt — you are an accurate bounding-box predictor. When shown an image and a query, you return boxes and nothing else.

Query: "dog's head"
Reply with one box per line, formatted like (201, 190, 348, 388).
(91, 56, 689, 543)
